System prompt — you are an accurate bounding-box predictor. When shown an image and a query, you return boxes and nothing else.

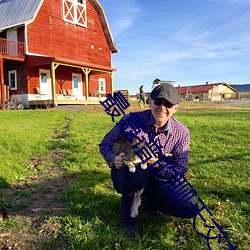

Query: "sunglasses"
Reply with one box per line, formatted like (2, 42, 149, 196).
(153, 99, 173, 108)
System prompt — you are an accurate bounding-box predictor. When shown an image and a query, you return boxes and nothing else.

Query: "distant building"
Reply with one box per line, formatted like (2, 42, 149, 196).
(177, 82, 238, 101)
(151, 78, 177, 90)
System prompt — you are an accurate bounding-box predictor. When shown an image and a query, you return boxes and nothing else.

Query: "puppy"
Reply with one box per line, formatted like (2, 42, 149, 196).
(112, 138, 147, 173)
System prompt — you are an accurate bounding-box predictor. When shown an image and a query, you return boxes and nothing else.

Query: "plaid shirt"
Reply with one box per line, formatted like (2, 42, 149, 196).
(99, 109, 190, 180)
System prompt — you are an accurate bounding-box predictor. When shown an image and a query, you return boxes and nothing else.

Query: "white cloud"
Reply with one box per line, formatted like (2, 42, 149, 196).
(101, 0, 141, 37)
(100, 0, 250, 93)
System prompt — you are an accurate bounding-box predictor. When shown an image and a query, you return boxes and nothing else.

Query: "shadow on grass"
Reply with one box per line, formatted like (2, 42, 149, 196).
(0, 177, 9, 189)
(61, 168, 198, 249)
(186, 184, 249, 250)
(194, 183, 250, 211)
(189, 150, 250, 203)
(0, 171, 77, 249)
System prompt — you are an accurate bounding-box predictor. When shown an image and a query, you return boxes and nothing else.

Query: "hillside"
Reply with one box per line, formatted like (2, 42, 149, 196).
(231, 84, 250, 92)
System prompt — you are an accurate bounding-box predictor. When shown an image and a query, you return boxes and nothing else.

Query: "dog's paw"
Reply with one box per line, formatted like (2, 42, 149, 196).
(140, 163, 147, 170)
(129, 167, 136, 173)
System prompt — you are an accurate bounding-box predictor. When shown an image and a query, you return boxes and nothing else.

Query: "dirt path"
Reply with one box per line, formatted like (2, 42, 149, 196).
(0, 118, 74, 249)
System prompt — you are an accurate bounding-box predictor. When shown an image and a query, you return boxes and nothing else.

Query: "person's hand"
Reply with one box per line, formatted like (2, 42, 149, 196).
(114, 153, 125, 169)
(147, 156, 159, 169)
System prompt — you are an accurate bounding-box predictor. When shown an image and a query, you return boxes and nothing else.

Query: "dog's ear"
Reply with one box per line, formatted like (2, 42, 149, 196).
(112, 142, 120, 154)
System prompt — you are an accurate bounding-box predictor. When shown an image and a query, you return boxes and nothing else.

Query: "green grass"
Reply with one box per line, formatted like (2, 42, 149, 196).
(0, 106, 249, 249)
(0, 109, 68, 186)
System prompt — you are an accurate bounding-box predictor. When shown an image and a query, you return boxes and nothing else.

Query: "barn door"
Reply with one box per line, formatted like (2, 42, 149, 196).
(6, 29, 18, 55)
(39, 69, 52, 99)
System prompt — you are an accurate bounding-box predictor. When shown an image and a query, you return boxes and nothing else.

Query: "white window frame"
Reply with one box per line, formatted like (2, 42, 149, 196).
(99, 78, 106, 94)
(62, 0, 87, 27)
(8, 70, 17, 90)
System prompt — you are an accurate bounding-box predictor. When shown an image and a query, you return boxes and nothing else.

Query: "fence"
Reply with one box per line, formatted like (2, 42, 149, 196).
(0, 38, 25, 57)
(182, 92, 250, 101)
(114, 89, 129, 101)
(238, 92, 250, 100)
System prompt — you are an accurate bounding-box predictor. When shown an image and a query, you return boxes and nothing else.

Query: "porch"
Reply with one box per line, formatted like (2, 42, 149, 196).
(0, 38, 25, 58)
(0, 38, 26, 110)
(28, 98, 101, 108)
(28, 89, 104, 107)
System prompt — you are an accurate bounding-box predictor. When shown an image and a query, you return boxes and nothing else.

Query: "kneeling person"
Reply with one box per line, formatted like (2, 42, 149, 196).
(99, 83, 198, 237)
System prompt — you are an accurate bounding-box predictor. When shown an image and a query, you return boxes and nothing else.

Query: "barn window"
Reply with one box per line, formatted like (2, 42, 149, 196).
(99, 78, 106, 94)
(40, 73, 47, 83)
(63, 0, 87, 27)
(8, 70, 17, 90)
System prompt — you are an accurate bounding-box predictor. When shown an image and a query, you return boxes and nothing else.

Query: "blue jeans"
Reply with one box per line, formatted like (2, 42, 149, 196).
(111, 166, 198, 225)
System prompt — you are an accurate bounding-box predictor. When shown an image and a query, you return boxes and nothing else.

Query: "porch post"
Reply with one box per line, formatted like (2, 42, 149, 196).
(0, 58, 5, 111)
(109, 72, 114, 94)
(51, 62, 59, 106)
(82, 68, 91, 100)
(51, 62, 56, 106)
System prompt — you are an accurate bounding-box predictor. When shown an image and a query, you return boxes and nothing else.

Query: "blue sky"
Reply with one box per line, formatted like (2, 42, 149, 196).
(99, 0, 250, 94)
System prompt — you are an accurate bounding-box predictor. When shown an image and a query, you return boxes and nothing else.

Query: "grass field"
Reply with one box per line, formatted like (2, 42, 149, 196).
(0, 102, 249, 249)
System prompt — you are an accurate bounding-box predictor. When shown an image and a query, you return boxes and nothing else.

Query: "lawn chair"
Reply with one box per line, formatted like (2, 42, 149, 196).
(67, 89, 75, 96)
(60, 89, 70, 99)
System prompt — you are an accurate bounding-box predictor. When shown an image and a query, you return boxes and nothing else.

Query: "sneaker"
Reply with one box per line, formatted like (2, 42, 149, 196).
(123, 222, 140, 237)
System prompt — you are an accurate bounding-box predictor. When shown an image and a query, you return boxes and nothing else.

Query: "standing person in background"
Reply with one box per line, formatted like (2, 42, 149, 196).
(138, 85, 145, 107)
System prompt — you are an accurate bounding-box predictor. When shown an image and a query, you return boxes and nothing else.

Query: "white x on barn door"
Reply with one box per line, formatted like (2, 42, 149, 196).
(63, 0, 87, 27)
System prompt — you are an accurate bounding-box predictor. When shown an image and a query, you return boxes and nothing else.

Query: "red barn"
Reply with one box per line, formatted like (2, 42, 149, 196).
(0, 0, 118, 109)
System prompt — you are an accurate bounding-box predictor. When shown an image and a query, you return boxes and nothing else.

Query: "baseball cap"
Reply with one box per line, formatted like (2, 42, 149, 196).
(150, 83, 180, 105)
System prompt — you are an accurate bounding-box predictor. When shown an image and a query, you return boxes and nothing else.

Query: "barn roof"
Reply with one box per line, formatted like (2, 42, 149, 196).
(0, 0, 118, 53)
(176, 82, 237, 94)
(89, 0, 118, 53)
(0, 0, 42, 31)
